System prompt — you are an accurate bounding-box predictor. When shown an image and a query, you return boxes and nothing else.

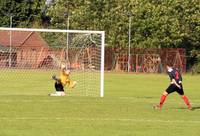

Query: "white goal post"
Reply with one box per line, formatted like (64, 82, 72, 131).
(0, 27, 105, 97)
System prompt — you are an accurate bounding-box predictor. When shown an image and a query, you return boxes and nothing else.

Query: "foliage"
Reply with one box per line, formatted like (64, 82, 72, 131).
(0, 0, 43, 27)
(71, 34, 101, 47)
(41, 32, 67, 48)
(191, 50, 200, 74)
(45, 0, 200, 61)
(192, 63, 200, 74)
(1, 0, 200, 48)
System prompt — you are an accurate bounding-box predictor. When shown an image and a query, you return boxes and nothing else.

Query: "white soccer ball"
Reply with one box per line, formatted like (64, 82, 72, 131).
(61, 63, 66, 69)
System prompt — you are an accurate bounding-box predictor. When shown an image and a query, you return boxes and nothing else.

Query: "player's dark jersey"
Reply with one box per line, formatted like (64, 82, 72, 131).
(167, 68, 182, 84)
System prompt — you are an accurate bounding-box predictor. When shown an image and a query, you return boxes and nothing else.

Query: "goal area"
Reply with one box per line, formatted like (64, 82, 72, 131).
(0, 27, 105, 97)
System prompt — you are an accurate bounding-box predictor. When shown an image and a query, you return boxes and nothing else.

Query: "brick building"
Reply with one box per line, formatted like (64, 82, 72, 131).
(0, 30, 49, 68)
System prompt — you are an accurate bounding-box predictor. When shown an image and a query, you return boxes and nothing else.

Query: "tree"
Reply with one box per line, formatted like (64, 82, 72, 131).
(0, 0, 44, 27)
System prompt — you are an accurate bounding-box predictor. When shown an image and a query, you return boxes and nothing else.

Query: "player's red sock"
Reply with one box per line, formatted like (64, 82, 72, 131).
(159, 95, 167, 108)
(182, 95, 191, 109)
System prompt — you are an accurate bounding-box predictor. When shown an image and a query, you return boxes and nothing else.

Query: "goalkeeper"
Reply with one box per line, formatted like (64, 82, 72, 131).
(49, 63, 77, 96)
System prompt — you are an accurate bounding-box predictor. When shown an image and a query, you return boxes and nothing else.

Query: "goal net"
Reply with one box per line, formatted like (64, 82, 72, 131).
(0, 28, 105, 97)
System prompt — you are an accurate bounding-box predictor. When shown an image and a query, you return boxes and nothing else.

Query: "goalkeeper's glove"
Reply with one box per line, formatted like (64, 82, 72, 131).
(52, 75, 61, 82)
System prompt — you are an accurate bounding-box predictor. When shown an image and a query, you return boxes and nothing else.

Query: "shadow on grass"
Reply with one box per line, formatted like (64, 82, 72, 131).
(176, 106, 200, 111)
(191, 106, 200, 111)
(136, 96, 154, 99)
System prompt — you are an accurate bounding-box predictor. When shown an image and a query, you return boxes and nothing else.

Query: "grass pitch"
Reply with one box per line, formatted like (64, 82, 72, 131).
(0, 71, 200, 136)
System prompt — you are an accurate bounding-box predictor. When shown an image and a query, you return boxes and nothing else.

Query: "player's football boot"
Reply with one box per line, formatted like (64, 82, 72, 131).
(153, 105, 162, 110)
(188, 106, 193, 110)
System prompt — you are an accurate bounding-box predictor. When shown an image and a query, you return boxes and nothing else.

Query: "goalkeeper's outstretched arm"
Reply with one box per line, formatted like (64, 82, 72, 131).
(52, 75, 61, 83)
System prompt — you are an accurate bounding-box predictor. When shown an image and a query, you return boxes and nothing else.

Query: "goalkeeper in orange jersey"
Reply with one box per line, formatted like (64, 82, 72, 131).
(49, 63, 77, 96)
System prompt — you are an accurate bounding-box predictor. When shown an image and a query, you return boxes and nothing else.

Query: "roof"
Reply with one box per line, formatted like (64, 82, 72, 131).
(0, 30, 48, 48)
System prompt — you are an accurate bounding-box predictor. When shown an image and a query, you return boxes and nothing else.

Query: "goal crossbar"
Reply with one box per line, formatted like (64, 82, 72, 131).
(0, 27, 104, 34)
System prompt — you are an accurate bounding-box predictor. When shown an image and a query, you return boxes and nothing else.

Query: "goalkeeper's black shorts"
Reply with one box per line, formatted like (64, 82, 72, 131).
(166, 83, 184, 95)
(55, 82, 64, 91)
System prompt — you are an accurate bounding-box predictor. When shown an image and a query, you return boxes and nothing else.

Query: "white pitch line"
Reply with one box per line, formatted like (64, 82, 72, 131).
(0, 117, 200, 123)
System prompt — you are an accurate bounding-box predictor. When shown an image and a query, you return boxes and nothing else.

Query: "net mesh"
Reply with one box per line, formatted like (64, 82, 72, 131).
(0, 29, 103, 97)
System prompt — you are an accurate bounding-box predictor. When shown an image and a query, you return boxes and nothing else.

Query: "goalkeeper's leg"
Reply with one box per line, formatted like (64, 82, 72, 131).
(49, 91, 65, 96)
(49, 82, 65, 96)
(69, 80, 77, 89)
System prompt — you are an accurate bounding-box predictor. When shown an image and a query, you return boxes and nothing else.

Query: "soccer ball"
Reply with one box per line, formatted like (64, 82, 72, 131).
(61, 63, 66, 69)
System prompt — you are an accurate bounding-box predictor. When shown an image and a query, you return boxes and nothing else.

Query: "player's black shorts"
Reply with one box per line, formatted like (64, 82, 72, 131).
(55, 82, 64, 92)
(166, 84, 184, 95)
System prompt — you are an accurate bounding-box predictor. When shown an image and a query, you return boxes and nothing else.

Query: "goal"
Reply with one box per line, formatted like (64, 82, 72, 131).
(0, 27, 105, 97)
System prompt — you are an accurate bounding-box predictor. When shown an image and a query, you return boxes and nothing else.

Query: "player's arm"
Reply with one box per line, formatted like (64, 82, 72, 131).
(52, 75, 61, 82)
(64, 69, 70, 75)
(171, 79, 181, 89)
(168, 72, 181, 88)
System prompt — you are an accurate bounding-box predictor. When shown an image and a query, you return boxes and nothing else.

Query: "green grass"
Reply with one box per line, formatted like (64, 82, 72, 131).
(0, 71, 200, 136)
